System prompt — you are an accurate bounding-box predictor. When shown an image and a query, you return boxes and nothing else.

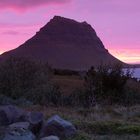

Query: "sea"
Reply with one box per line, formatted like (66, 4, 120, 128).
(120, 68, 140, 80)
(124, 68, 140, 80)
(133, 68, 140, 79)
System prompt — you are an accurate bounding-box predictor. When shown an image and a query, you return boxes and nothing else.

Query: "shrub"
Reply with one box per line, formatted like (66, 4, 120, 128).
(84, 64, 133, 105)
(0, 57, 61, 106)
(69, 89, 96, 107)
(54, 69, 79, 76)
(123, 88, 140, 105)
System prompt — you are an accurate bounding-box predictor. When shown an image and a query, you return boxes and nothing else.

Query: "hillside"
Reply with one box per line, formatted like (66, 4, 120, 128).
(0, 16, 125, 70)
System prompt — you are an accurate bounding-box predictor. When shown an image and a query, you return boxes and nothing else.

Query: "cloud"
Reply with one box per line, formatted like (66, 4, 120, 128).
(1, 30, 29, 36)
(2, 30, 20, 35)
(109, 48, 140, 63)
(0, 0, 70, 11)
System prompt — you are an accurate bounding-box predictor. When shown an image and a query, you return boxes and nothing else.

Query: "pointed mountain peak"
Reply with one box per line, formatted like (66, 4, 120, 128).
(39, 15, 96, 40)
(0, 16, 124, 70)
(51, 15, 79, 23)
(48, 15, 90, 26)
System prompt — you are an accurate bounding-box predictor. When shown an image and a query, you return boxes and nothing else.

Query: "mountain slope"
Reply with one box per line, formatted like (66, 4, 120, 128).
(0, 16, 125, 70)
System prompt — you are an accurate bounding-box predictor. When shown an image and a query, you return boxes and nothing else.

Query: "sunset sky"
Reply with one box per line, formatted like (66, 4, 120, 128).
(0, 0, 140, 64)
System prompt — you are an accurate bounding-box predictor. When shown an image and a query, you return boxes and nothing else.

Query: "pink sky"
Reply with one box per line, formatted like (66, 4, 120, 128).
(0, 0, 140, 64)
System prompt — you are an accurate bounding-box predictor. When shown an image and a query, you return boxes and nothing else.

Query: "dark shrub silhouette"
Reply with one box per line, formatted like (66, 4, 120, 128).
(0, 57, 61, 105)
(84, 64, 133, 105)
(68, 64, 137, 107)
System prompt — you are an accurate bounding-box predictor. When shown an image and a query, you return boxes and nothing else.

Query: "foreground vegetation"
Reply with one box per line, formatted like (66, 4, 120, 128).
(0, 57, 140, 139)
(0, 57, 139, 107)
(25, 105, 140, 140)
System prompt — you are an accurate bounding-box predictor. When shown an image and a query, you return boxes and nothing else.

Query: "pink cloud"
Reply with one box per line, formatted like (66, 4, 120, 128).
(0, 0, 139, 63)
(2, 30, 20, 35)
(109, 48, 140, 64)
(0, 0, 70, 11)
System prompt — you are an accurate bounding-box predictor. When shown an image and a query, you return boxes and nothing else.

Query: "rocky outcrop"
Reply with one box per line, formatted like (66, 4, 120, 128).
(0, 16, 124, 70)
(40, 115, 76, 139)
(0, 95, 33, 106)
(0, 95, 15, 105)
(0, 105, 77, 140)
(25, 112, 44, 134)
(0, 105, 25, 125)
(9, 122, 30, 130)
(3, 122, 36, 140)
(40, 136, 59, 140)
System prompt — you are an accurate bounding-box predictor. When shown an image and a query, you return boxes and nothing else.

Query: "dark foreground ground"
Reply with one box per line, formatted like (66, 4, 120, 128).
(24, 104, 140, 140)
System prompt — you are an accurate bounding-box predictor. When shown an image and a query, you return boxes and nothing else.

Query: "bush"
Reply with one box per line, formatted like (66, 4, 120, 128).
(84, 64, 133, 105)
(67, 64, 139, 107)
(69, 89, 96, 107)
(123, 88, 140, 105)
(0, 57, 61, 106)
(54, 69, 79, 76)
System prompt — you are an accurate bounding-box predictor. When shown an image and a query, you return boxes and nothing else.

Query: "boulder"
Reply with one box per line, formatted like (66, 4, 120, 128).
(9, 122, 30, 130)
(0, 126, 7, 138)
(2, 122, 36, 140)
(0, 96, 33, 106)
(0, 105, 26, 126)
(40, 136, 59, 140)
(2, 130, 35, 140)
(15, 98, 33, 106)
(40, 115, 76, 138)
(25, 112, 44, 134)
(0, 95, 15, 105)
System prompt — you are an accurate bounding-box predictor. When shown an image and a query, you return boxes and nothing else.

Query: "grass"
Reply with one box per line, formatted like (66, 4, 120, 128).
(116, 125, 140, 135)
(52, 75, 84, 95)
(67, 134, 140, 140)
(66, 133, 90, 140)
(24, 105, 140, 140)
(22, 73, 140, 139)
(74, 121, 140, 135)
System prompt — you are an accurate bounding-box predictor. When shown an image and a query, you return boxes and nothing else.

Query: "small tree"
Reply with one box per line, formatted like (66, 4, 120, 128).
(85, 64, 132, 105)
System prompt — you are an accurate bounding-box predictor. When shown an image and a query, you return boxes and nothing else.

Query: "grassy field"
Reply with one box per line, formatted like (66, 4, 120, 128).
(25, 105, 140, 140)
(52, 75, 84, 95)
(50, 74, 140, 139)
(1, 71, 139, 139)
(52, 74, 140, 96)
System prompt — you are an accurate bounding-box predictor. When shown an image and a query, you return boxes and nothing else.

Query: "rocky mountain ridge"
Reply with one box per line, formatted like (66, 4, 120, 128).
(0, 16, 125, 70)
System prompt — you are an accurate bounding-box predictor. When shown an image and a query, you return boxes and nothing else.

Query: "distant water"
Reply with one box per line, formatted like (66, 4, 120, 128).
(124, 68, 140, 79)
(133, 68, 140, 79)
(124, 68, 140, 80)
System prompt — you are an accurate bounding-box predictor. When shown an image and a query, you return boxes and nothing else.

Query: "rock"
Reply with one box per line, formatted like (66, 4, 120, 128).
(0, 95, 15, 105)
(15, 98, 33, 106)
(25, 112, 44, 125)
(0, 126, 7, 138)
(40, 136, 59, 140)
(2, 121, 36, 140)
(0, 105, 26, 126)
(2, 130, 35, 140)
(9, 122, 30, 130)
(0, 96, 33, 107)
(25, 112, 44, 134)
(40, 115, 76, 138)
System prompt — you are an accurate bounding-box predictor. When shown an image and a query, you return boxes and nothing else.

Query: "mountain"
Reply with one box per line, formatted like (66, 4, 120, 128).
(0, 16, 125, 70)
